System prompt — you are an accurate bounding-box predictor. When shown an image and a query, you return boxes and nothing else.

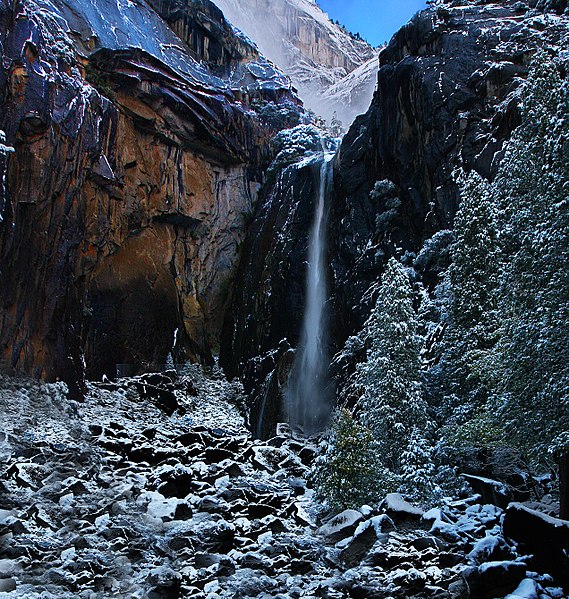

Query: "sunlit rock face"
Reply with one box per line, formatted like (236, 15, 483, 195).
(212, 0, 379, 125)
(0, 0, 303, 385)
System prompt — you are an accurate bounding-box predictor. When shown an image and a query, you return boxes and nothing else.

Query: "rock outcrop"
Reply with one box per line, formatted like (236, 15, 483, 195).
(0, 0, 303, 386)
(220, 126, 338, 436)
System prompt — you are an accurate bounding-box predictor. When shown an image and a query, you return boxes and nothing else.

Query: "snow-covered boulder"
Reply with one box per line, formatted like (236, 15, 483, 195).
(339, 515, 393, 566)
(317, 509, 364, 543)
(383, 493, 424, 521)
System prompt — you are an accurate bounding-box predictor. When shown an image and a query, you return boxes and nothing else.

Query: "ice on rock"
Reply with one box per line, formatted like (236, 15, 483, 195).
(422, 507, 443, 522)
(144, 491, 182, 520)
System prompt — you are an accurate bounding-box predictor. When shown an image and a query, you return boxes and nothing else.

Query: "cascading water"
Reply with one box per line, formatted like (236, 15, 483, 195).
(286, 151, 334, 436)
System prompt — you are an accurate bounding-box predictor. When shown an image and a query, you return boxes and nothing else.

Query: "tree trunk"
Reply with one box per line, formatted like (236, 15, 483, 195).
(560, 452, 569, 520)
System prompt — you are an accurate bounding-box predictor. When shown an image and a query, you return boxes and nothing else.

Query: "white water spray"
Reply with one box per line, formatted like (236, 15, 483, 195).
(286, 152, 334, 436)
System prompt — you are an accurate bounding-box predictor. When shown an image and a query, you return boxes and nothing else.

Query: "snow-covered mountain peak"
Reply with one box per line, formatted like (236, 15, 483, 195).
(212, 0, 380, 128)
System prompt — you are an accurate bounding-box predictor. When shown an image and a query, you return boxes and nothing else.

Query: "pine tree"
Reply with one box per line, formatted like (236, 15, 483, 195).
(439, 171, 501, 418)
(400, 428, 439, 503)
(357, 258, 429, 474)
(489, 52, 569, 513)
(435, 52, 569, 514)
(312, 408, 391, 511)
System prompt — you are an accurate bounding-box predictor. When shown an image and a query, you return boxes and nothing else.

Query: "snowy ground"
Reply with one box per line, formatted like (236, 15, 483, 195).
(0, 370, 566, 598)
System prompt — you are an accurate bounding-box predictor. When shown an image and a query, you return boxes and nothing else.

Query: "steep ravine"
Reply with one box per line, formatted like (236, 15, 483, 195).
(221, 0, 569, 436)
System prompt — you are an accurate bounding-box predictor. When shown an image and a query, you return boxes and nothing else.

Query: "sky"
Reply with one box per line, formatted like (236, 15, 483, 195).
(318, 0, 428, 47)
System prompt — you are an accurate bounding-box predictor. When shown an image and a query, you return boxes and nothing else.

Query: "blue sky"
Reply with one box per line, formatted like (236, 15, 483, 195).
(318, 0, 427, 47)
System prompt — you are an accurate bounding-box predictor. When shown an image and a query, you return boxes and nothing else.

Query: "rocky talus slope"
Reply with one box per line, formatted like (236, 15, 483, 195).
(212, 0, 379, 125)
(1, 374, 568, 598)
(0, 0, 302, 387)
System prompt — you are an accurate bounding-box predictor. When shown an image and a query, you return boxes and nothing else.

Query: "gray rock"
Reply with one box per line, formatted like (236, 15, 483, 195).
(503, 502, 569, 588)
(318, 509, 364, 543)
(411, 536, 447, 552)
(340, 517, 391, 566)
(0, 578, 16, 592)
(464, 561, 527, 598)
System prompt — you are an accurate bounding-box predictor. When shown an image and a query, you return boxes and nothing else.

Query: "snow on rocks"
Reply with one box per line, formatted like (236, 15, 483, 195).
(462, 474, 520, 508)
(504, 578, 540, 599)
(1, 371, 568, 597)
(383, 492, 425, 521)
(317, 509, 364, 542)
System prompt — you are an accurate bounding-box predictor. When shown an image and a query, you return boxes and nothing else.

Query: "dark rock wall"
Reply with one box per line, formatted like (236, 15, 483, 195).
(220, 149, 341, 437)
(329, 0, 569, 346)
(221, 159, 319, 380)
(221, 0, 569, 434)
(2, 0, 568, 412)
(0, 0, 302, 385)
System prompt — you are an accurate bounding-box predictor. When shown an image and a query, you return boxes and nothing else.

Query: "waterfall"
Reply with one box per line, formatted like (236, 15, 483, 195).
(286, 152, 334, 436)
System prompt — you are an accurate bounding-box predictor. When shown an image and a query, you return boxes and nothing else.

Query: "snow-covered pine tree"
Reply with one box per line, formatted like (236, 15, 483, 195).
(312, 408, 389, 511)
(489, 52, 569, 515)
(400, 427, 439, 503)
(439, 171, 501, 421)
(357, 258, 430, 476)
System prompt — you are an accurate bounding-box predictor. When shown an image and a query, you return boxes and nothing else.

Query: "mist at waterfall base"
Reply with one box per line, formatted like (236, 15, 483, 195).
(286, 154, 335, 437)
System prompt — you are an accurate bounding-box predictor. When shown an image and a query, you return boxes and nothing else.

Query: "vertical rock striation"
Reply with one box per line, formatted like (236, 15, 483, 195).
(0, 0, 303, 387)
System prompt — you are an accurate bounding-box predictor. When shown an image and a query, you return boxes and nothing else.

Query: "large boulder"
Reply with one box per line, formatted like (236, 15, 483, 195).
(462, 474, 514, 509)
(383, 493, 424, 522)
(502, 502, 569, 589)
(464, 561, 527, 599)
(317, 509, 364, 543)
(339, 515, 394, 566)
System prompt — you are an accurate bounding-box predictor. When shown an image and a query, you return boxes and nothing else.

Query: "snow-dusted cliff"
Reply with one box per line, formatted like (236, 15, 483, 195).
(0, 0, 304, 386)
(212, 0, 379, 127)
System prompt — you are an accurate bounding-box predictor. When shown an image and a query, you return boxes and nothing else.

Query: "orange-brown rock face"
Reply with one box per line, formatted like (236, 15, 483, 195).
(0, 0, 302, 389)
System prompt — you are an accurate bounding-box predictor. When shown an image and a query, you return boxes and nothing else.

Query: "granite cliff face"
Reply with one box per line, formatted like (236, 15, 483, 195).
(220, 150, 324, 436)
(2, 0, 568, 424)
(330, 0, 569, 345)
(221, 0, 569, 436)
(212, 0, 379, 126)
(0, 0, 302, 389)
